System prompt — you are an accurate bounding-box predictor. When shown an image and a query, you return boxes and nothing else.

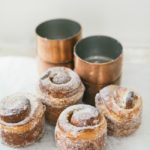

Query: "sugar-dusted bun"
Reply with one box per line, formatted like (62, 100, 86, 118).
(38, 67, 85, 125)
(0, 93, 45, 147)
(0, 96, 31, 123)
(55, 104, 107, 150)
(95, 85, 142, 136)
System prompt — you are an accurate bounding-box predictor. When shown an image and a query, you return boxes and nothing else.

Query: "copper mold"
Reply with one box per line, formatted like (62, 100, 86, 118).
(36, 18, 81, 63)
(74, 35, 123, 85)
(82, 77, 121, 106)
(37, 57, 74, 75)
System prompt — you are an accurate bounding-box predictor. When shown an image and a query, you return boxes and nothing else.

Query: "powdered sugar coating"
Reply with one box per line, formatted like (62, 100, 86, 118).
(95, 85, 142, 136)
(56, 134, 106, 150)
(95, 85, 142, 121)
(56, 104, 106, 138)
(55, 104, 107, 150)
(0, 96, 30, 117)
(51, 71, 71, 84)
(38, 83, 84, 108)
(39, 67, 81, 92)
(71, 107, 99, 124)
(38, 67, 85, 108)
(0, 92, 46, 147)
(0, 92, 45, 130)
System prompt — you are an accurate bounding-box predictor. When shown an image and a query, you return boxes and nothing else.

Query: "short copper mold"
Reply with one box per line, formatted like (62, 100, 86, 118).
(74, 35, 123, 105)
(37, 57, 74, 75)
(74, 35, 123, 85)
(36, 18, 82, 64)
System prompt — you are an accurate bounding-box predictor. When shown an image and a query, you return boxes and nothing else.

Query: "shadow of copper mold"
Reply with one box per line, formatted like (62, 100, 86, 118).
(82, 77, 121, 106)
(74, 35, 123, 85)
(37, 57, 74, 75)
(36, 18, 81, 64)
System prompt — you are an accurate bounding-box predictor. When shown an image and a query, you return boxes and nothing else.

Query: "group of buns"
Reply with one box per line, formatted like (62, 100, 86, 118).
(0, 67, 142, 150)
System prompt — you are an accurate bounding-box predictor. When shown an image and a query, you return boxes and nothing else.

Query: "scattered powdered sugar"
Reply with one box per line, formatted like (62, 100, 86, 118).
(106, 136, 122, 150)
(0, 56, 148, 150)
(105, 133, 148, 150)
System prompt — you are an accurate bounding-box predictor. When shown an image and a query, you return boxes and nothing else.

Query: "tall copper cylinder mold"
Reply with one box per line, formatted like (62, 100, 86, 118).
(74, 35, 123, 105)
(36, 18, 82, 64)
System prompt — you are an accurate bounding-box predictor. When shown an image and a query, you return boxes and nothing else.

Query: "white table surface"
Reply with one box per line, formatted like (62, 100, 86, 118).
(0, 56, 150, 150)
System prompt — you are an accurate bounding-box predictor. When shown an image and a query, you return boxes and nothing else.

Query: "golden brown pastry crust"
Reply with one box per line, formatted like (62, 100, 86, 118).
(0, 93, 45, 147)
(38, 67, 85, 125)
(55, 104, 107, 150)
(95, 85, 142, 136)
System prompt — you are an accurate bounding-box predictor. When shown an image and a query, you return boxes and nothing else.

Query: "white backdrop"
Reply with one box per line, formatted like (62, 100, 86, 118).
(0, 0, 150, 54)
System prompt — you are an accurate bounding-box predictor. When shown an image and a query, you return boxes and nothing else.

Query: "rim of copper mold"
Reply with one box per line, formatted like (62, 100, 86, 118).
(36, 18, 82, 41)
(74, 35, 123, 65)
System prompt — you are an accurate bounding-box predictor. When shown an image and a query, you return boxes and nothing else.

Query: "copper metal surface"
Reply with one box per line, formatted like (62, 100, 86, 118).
(37, 57, 74, 75)
(36, 19, 81, 63)
(74, 36, 123, 85)
(82, 77, 121, 106)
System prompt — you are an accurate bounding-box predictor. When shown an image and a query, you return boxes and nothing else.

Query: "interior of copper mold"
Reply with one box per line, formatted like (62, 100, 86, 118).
(75, 36, 122, 63)
(36, 19, 81, 39)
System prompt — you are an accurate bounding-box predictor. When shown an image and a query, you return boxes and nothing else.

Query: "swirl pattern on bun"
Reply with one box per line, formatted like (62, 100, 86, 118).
(0, 93, 45, 147)
(38, 67, 85, 125)
(55, 104, 107, 150)
(95, 85, 142, 136)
